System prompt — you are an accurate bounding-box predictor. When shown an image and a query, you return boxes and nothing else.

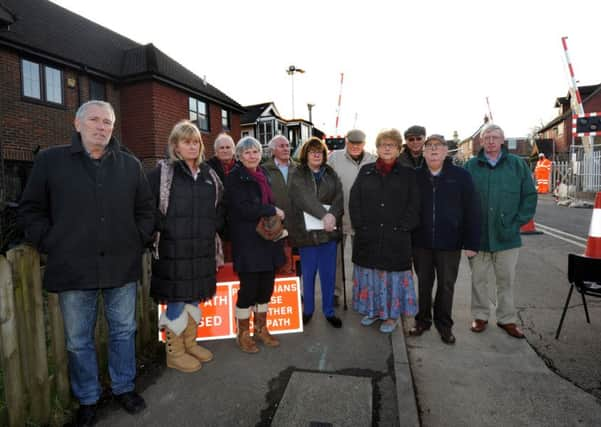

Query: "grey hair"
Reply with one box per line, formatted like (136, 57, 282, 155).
(75, 100, 116, 123)
(480, 123, 504, 139)
(214, 132, 235, 153)
(235, 136, 263, 160)
(268, 134, 290, 150)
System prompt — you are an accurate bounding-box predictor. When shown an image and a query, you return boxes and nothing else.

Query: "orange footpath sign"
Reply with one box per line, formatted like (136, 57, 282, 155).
(158, 276, 303, 342)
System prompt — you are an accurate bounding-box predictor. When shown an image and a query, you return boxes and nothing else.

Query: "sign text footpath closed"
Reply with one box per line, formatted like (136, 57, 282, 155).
(158, 276, 303, 341)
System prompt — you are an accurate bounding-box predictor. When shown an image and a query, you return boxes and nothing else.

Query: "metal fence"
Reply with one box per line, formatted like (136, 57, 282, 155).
(552, 143, 601, 198)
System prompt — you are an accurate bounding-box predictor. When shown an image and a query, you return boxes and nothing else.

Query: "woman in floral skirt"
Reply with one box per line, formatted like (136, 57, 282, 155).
(349, 128, 420, 333)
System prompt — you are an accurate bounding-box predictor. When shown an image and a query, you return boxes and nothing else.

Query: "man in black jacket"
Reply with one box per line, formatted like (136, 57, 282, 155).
(409, 134, 481, 344)
(19, 100, 155, 425)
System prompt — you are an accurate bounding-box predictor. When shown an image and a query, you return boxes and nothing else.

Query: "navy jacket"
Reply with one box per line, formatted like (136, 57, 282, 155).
(224, 165, 284, 273)
(412, 159, 481, 251)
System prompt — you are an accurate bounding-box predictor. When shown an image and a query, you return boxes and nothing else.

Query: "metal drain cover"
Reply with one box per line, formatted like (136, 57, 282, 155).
(271, 372, 372, 427)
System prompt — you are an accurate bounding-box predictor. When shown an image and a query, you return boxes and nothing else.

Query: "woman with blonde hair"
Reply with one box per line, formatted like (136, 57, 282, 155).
(349, 128, 420, 333)
(148, 120, 223, 372)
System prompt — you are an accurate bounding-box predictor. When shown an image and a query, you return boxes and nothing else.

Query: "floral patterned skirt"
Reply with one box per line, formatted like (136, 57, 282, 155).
(352, 265, 417, 320)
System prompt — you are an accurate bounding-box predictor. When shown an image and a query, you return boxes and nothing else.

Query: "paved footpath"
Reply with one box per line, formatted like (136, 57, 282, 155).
(404, 257, 601, 427)
(93, 252, 601, 426)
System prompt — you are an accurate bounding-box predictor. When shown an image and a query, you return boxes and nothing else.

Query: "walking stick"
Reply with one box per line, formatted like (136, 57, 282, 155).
(340, 236, 348, 310)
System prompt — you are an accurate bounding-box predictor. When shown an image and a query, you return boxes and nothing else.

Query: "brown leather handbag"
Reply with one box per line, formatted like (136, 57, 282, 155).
(256, 215, 284, 241)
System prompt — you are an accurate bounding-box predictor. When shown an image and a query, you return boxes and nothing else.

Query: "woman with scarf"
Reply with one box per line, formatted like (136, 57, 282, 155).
(349, 128, 420, 333)
(288, 137, 344, 328)
(148, 120, 223, 372)
(224, 136, 285, 353)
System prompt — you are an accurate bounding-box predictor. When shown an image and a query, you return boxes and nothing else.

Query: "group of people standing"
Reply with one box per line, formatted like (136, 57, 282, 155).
(17, 99, 537, 426)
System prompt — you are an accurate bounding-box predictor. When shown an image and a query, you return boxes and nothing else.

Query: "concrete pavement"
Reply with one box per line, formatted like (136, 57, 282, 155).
(92, 219, 601, 426)
(404, 256, 601, 427)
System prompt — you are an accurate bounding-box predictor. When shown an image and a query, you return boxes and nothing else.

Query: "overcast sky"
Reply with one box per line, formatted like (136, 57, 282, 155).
(51, 0, 600, 142)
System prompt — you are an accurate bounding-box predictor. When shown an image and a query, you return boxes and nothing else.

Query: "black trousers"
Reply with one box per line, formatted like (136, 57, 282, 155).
(413, 248, 461, 331)
(236, 271, 275, 308)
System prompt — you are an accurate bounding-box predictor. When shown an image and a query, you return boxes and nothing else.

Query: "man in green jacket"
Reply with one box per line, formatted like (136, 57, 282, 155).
(464, 123, 537, 339)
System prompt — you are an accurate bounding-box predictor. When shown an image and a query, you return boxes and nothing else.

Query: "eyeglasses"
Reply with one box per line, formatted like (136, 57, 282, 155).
(424, 143, 446, 151)
(308, 151, 323, 156)
(379, 143, 397, 149)
(407, 136, 423, 142)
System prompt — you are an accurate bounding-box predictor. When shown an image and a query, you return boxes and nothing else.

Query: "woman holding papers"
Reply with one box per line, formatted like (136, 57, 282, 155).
(349, 128, 420, 333)
(288, 137, 344, 328)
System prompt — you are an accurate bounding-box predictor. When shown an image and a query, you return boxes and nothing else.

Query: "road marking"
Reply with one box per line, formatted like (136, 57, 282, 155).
(535, 223, 587, 249)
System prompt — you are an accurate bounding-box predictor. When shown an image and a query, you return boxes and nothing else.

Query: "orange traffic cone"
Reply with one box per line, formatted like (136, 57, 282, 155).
(520, 219, 543, 235)
(584, 192, 601, 259)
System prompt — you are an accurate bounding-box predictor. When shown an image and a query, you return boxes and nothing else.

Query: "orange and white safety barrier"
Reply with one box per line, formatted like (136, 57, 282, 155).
(584, 192, 601, 258)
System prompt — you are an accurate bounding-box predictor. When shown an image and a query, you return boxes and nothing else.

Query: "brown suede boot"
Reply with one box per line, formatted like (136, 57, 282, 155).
(253, 311, 280, 347)
(236, 318, 259, 354)
(183, 315, 213, 362)
(165, 328, 201, 372)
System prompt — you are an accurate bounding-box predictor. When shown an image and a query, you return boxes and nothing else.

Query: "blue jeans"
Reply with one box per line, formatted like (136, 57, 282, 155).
(59, 282, 137, 404)
(299, 240, 337, 317)
(166, 301, 199, 320)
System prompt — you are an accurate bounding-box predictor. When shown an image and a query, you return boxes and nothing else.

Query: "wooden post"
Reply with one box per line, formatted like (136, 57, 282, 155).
(0, 255, 26, 427)
(139, 251, 152, 349)
(47, 292, 70, 407)
(7, 246, 51, 425)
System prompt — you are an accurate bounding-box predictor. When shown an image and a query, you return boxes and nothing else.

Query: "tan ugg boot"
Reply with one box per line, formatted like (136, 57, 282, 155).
(236, 307, 259, 353)
(253, 306, 280, 347)
(164, 328, 201, 372)
(183, 314, 213, 362)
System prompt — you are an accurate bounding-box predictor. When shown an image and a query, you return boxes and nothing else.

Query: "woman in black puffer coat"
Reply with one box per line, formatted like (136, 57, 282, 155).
(148, 120, 224, 373)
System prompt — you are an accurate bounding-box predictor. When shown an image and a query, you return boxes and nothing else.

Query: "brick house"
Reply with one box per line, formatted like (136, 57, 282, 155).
(0, 0, 244, 202)
(536, 83, 601, 156)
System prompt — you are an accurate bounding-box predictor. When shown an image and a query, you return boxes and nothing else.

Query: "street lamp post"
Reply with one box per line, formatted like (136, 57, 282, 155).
(287, 65, 305, 118)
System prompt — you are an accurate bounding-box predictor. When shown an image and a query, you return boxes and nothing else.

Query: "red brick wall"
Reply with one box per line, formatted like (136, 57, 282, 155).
(0, 48, 122, 161)
(2, 47, 242, 171)
(121, 80, 241, 169)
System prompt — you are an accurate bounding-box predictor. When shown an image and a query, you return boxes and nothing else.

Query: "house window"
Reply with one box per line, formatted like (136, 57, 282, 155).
(257, 121, 274, 145)
(221, 109, 230, 130)
(189, 97, 209, 131)
(89, 79, 106, 101)
(21, 59, 63, 105)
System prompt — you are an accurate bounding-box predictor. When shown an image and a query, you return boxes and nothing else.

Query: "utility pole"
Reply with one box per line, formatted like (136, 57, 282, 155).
(287, 65, 305, 118)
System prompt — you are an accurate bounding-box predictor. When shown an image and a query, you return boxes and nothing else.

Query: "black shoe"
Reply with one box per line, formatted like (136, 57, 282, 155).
(409, 322, 431, 337)
(113, 391, 146, 415)
(302, 313, 313, 325)
(75, 404, 97, 427)
(326, 316, 342, 328)
(439, 330, 456, 345)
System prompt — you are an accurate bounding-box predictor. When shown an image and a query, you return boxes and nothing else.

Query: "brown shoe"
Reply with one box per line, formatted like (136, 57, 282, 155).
(253, 311, 280, 347)
(470, 319, 488, 333)
(497, 323, 525, 339)
(236, 318, 259, 353)
(409, 322, 431, 336)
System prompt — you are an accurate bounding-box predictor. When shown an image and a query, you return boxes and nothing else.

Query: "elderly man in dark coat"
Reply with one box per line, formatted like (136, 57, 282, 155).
(409, 134, 481, 345)
(18, 100, 155, 425)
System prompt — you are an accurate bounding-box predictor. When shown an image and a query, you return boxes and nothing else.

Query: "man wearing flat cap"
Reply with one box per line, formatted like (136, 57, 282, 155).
(399, 125, 426, 169)
(328, 129, 376, 305)
(410, 134, 481, 344)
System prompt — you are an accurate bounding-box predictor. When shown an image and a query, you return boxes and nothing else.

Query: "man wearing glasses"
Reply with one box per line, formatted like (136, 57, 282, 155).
(409, 135, 481, 344)
(464, 124, 537, 339)
(399, 125, 426, 169)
